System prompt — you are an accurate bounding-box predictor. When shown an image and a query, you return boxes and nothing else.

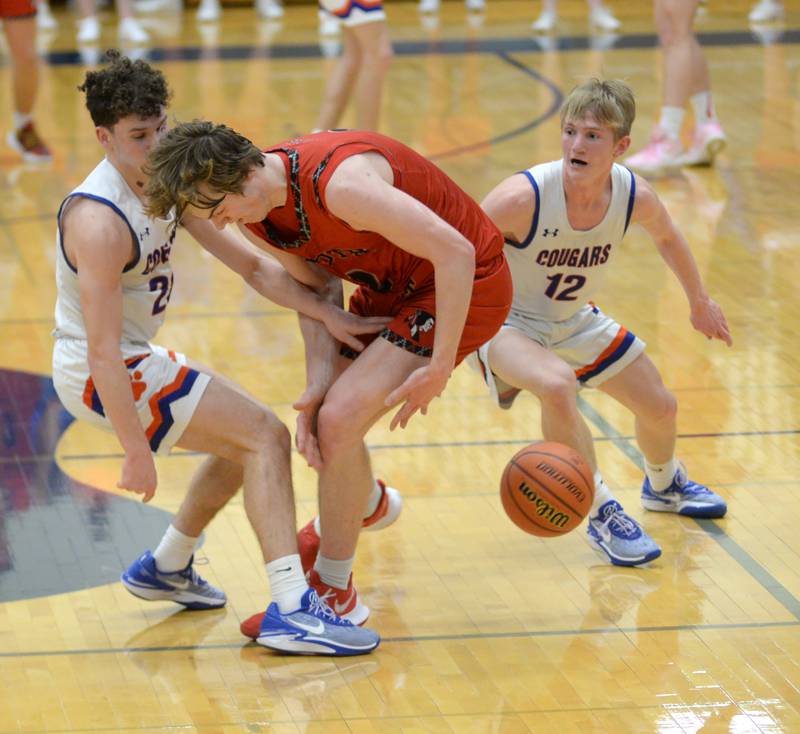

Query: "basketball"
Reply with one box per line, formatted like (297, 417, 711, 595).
(500, 442, 594, 537)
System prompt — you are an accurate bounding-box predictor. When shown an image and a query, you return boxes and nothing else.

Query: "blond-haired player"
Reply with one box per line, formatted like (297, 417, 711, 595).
(476, 78, 732, 566)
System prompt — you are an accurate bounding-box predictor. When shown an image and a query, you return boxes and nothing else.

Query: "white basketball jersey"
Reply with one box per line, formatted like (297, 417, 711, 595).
(504, 159, 636, 322)
(54, 158, 177, 344)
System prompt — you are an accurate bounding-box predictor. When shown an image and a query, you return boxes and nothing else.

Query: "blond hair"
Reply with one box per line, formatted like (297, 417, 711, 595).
(144, 120, 264, 221)
(559, 79, 636, 140)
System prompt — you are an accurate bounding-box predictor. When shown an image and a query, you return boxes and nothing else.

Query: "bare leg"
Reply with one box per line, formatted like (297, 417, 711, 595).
(488, 328, 599, 473)
(316, 339, 427, 560)
(315, 30, 362, 131)
(597, 353, 677, 465)
(3, 18, 38, 116)
(655, 0, 701, 108)
(351, 20, 393, 131)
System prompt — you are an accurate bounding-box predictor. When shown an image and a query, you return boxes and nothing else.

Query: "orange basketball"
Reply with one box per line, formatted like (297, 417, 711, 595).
(500, 442, 594, 537)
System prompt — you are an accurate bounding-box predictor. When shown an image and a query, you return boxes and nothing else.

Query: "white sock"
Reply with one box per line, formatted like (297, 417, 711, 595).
(312, 479, 383, 536)
(153, 524, 198, 572)
(590, 472, 615, 517)
(690, 91, 716, 123)
(658, 106, 685, 141)
(315, 554, 353, 590)
(12, 112, 32, 132)
(266, 554, 308, 613)
(645, 458, 679, 493)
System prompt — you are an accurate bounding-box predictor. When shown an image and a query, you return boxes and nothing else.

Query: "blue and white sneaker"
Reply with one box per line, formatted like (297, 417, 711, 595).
(641, 464, 727, 518)
(587, 501, 662, 567)
(257, 588, 380, 656)
(121, 551, 227, 610)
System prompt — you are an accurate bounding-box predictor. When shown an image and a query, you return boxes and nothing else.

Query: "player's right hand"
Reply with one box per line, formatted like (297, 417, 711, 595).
(294, 386, 326, 470)
(323, 309, 391, 352)
(118, 451, 158, 503)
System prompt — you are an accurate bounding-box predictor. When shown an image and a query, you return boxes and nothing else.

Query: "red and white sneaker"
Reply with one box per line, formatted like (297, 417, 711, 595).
(625, 127, 684, 177)
(308, 569, 369, 626)
(681, 120, 727, 167)
(6, 122, 52, 163)
(297, 479, 402, 573)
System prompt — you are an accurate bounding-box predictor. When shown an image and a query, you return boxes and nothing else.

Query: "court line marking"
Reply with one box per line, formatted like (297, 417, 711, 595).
(55, 427, 800, 463)
(1, 620, 797, 660)
(577, 395, 800, 621)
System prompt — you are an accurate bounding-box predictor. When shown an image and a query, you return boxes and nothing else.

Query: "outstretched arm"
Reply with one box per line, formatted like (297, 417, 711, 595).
(185, 216, 388, 352)
(632, 175, 732, 346)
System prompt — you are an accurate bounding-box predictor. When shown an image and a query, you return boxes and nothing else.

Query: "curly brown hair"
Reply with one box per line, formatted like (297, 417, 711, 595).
(144, 120, 264, 221)
(78, 49, 171, 129)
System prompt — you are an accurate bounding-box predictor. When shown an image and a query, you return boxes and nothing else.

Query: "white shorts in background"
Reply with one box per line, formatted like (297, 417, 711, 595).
(53, 339, 210, 455)
(319, 0, 386, 26)
(474, 303, 646, 406)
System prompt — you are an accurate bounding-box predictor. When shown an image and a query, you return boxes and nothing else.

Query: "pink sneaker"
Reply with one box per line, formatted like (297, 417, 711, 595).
(625, 128, 684, 176)
(681, 120, 727, 167)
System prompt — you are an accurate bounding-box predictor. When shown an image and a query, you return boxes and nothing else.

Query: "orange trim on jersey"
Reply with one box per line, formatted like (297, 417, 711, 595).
(144, 365, 191, 443)
(168, 350, 177, 362)
(574, 327, 629, 380)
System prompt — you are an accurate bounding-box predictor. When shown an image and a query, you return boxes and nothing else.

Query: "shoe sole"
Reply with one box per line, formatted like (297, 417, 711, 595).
(121, 576, 227, 609)
(641, 498, 727, 519)
(256, 632, 379, 656)
(5, 132, 52, 164)
(588, 538, 663, 567)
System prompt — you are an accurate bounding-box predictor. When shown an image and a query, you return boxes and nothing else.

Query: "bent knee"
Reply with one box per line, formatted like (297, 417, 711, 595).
(640, 388, 678, 424)
(317, 400, 365, 457)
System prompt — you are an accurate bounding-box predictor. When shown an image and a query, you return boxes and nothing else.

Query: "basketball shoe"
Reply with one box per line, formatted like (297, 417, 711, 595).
(641, 463, 727, 518)
(297, 479, 402, 574)
(749, 0, 784, 22)
(589, 4, 620, 31)
(255, 587, 379, 656)
(240, 569, 370, 639)
(121, 551, 227, 609)
(625, 127, 684, 177)
(6, 122, 52, 163)
(587, 501, 662, 567)
(680, 121, 727, 167)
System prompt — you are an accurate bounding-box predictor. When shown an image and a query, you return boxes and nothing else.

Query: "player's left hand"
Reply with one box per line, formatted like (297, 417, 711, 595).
(690, 296, 733, 346)
(323, 310, 392, 352)
(384, 363, 450, 430)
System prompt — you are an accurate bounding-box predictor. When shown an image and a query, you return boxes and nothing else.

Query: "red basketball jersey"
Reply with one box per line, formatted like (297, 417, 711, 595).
(244, 131, 505, 294)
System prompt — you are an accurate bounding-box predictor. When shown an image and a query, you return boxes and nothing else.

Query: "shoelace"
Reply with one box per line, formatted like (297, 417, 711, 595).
(599, 505, 639, 539)
(308, 590, 353, 626)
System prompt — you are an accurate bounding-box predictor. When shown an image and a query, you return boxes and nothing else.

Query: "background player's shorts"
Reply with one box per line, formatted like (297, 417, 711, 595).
(344, 256, 512, 365)
(319, 0, 386, 26)
(53, 339, 210, 455)
(474, 303, 646, 405)
(0, 0, 36, 18)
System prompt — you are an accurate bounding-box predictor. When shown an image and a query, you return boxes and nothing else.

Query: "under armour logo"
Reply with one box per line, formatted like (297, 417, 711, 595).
(139, 227, 150, 241)
(542, 228, 559, 237)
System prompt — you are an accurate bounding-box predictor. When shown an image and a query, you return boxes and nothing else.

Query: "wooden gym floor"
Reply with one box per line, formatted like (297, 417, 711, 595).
(1, 0, 800, 731)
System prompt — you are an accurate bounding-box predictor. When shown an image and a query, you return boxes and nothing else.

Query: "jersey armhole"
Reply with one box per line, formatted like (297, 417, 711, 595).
(507, 169, 540, 250)
(623, 167, 636, 235)
(58, 193, 142, 273)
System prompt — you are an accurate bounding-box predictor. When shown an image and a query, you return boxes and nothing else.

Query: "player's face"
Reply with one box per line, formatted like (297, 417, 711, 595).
(97, 109, 169, 176)
(188, 172, 269, 230)
(561, 115, 630, 176)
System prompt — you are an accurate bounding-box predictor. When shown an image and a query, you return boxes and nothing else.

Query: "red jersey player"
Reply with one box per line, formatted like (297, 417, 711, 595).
(145, 125, 512, 628)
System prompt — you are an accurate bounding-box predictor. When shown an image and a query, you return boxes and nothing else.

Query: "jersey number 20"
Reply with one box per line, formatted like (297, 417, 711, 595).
(545, 273, 586, 301)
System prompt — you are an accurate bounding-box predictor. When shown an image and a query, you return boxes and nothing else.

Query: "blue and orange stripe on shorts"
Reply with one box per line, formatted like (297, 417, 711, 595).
(574, 326, 636, 384)
(330, 0, 384, 19)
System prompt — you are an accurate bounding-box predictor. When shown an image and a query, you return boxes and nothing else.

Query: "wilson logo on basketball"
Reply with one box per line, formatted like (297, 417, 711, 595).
(516, 481, 570, 528)
(535, 460, 587, 503)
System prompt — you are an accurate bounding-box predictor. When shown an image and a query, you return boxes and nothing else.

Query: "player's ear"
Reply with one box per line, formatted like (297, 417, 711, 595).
(95, 125, 112, 150)
(613, 134, 631, 159)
